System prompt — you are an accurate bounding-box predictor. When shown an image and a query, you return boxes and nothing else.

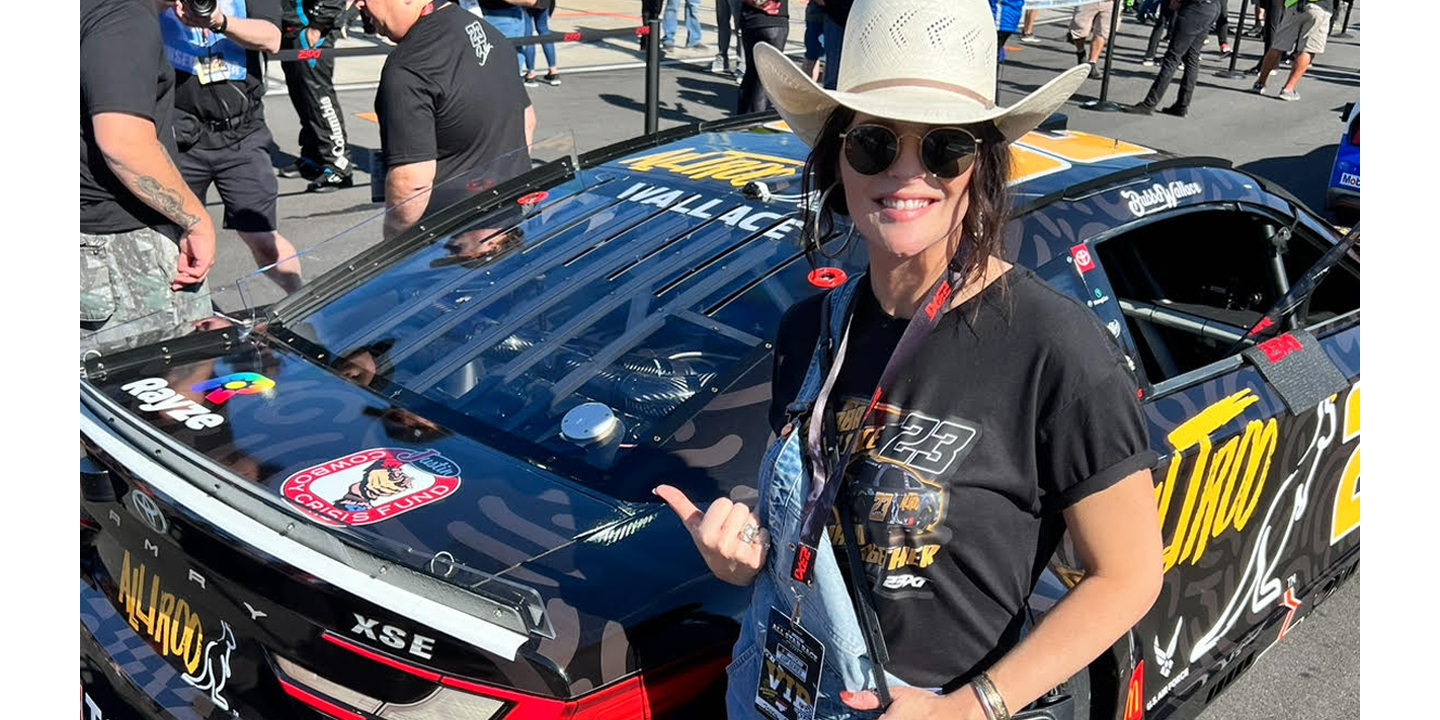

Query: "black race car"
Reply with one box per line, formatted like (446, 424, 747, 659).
(80, 114, 1359, 720)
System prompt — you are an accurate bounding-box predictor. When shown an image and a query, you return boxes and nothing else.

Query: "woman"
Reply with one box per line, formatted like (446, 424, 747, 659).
(520, 0, 559, 87)
(654, 1, 1163, 718)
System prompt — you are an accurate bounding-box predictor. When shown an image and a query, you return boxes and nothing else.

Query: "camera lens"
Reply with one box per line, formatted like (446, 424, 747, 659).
(184, 0, 218, 17)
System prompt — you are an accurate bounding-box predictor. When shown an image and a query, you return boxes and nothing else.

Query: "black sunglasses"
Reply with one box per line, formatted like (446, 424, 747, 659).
(840, 124, 982, 179)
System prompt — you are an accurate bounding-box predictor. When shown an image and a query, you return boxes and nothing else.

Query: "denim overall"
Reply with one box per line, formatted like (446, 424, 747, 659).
(725, 274, 914, 719)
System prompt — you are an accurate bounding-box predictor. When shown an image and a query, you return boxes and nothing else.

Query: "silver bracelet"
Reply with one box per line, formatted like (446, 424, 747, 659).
(970, 672, 1011, 720)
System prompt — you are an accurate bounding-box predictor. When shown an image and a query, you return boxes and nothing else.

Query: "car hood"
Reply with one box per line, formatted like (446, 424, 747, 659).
(81, 332, 637, 590)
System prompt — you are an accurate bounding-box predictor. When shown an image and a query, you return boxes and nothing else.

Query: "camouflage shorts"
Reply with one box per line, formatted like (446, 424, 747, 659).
(80, 227, 211, 346)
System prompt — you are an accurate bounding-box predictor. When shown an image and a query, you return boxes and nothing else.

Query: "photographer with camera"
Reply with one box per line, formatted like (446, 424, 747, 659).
(158, 0, 305, 293)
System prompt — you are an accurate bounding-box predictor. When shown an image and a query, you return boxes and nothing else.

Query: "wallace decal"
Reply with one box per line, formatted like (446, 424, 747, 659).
(282, 448, 462, 526)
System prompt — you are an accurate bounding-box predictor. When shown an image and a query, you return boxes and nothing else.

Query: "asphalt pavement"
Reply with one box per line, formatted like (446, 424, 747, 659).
(202, 4, 1362, 717)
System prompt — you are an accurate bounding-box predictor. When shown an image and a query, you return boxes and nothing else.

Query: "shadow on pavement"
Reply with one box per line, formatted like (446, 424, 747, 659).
(1237, 143, 1338, 217)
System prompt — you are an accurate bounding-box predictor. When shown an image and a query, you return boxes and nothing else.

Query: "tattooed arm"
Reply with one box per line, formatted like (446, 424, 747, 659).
(92, 112, 216, 288)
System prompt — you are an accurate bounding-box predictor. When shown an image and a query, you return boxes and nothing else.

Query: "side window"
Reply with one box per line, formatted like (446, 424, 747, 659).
(1093, 209, 1295, 383)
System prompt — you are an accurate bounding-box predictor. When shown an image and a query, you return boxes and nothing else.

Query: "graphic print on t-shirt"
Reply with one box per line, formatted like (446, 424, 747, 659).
(826, 398, 981, 600)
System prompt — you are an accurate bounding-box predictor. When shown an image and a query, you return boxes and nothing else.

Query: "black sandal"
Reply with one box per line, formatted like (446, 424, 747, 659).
(544, 71, 561, 87)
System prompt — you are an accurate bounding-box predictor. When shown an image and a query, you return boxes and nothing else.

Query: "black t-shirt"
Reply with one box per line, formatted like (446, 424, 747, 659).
(742, 0, 790, 28)
(770, 267, 1158, 689)
(376, 2, 532, 202)
(80, 0, 180, 237)
(168, 0, 281, 149)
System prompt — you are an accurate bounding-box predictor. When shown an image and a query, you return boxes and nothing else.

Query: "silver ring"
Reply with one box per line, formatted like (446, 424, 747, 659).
(740, 523, 760, 544)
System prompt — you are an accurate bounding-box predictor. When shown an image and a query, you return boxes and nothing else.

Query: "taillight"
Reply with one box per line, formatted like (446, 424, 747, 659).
(1348, 116, 1359, 147)
(281, 631, 729, 720)
(1123, 660, 1145, 720)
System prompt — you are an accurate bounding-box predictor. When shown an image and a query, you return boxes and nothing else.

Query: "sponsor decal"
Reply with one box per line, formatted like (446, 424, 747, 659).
(1154, 389, 1277, 574)
(181, 620, 236, 711)
(615, 181, 805, 239)
(1188, 396, 1338, 663)
(1070, 243, 1095, 274)
(1154, 619, 1182, 678)
(1146, 666, 1190, 712)
(1107, 319, 1122, 337)
(1339, 172, 1360, 189)
(1246, 315, 1275, 337)
(1120, 181, 1203, 218)
(317, 97, 349, 170)
(791, 544, 814, 582)
(1122, 660, 1145, 720)
(1277, 587, 1302, 641)
(350, 613, 437, 659)
(191, 372, 275, 404)
(923, 280, 952, 320)
(116, 551, 208, 675)
(464, 20, 492, 65)
(128, 491, 168, 535)
(121, 378, 225, 430)
(1256, 333, 1303, 364)
(282, 448, 462, 526)
(1086, 287, 1111, 308)
(618, 147, 804, 187)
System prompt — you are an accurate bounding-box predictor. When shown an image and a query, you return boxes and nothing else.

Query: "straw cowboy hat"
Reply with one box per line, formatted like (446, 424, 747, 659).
(754, 0, 1088, 147)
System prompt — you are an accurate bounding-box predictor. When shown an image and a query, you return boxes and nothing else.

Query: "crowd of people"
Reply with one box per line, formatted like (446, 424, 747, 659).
(79, 0, 1352, 344)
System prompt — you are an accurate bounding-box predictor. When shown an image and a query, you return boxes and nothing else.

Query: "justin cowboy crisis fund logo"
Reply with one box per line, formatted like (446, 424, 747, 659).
(282, 448, 462, 526)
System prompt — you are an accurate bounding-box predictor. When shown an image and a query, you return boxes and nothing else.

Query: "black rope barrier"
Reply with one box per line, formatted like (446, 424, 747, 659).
(272, 25, 651, 62)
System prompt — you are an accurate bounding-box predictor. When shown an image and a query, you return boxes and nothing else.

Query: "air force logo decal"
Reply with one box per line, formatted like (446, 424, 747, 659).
(282, 448, 462, 526)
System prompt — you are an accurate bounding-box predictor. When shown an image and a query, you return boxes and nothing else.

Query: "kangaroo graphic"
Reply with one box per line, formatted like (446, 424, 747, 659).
(1155, 618, 1182, 678)
(181, 620, 236, 711)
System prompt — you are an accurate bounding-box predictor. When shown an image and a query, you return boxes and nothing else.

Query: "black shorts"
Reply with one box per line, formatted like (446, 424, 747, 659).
(178, 125, 279, 233)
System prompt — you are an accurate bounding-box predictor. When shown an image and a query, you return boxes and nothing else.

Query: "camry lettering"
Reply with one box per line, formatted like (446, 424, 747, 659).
(121, 378, 225, 430)
(83, 692, 104, 720)
(350, 613, 437, 659)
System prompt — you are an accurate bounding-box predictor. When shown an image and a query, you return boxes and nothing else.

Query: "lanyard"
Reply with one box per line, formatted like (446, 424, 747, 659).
(789, 258, 968, 585)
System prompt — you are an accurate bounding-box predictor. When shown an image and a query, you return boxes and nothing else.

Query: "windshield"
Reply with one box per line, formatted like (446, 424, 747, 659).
(79, 135, 581, 358)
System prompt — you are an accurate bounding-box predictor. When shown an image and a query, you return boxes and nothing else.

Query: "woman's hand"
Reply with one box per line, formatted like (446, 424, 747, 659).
(654, 484, 770, 586)
(840, 686, 986, 720)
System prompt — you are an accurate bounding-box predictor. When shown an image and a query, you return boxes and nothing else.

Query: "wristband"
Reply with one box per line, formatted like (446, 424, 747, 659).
(215, 13, 228, 33)
(969, 672, 1010, 720)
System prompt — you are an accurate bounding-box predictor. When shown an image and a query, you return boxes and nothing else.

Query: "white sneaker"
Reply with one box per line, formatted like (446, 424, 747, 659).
(1019, 33, 1043, 44)
(710, 53, 727, 74)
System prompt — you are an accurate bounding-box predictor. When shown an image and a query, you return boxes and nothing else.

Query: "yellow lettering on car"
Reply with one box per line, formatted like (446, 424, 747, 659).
(1014, 130, 1153, 163)
(1153, 389, 1278, 573)
(1330, 381, 1361, 545)
(618, 148, 804, 187)
(115, 551, 206, 674)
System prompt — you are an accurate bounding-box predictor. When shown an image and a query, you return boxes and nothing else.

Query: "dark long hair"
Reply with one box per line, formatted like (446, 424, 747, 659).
(800, 106, 1013, 300)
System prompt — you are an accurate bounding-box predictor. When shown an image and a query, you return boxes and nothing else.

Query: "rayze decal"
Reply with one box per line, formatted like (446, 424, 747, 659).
(617, 147, 804, 187)
(1120, 180, 1203, 217)
(282, 448, 462, 526)
(120, 372, 274, 430)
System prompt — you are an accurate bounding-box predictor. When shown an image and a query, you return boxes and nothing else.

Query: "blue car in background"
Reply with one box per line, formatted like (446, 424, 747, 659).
(1326, 101, 1359, 221)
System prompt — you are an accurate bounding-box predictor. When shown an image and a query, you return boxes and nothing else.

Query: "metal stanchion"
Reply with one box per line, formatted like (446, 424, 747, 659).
(645, 18, 660, 136)
(1334, 0, 1356, 37)
(1081, 0, 1125, 112)
(1217, 0, 1252, 78)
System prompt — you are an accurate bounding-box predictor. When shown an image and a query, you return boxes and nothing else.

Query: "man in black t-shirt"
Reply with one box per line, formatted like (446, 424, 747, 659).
(160, 0, 304, 293)
(737, 0, 789, 115)
(81, 0, 215, 341)
(359, 0, 535, 239)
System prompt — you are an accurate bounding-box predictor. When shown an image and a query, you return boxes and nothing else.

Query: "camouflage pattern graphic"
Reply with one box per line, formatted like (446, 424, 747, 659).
(80, 227, 210, 347)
